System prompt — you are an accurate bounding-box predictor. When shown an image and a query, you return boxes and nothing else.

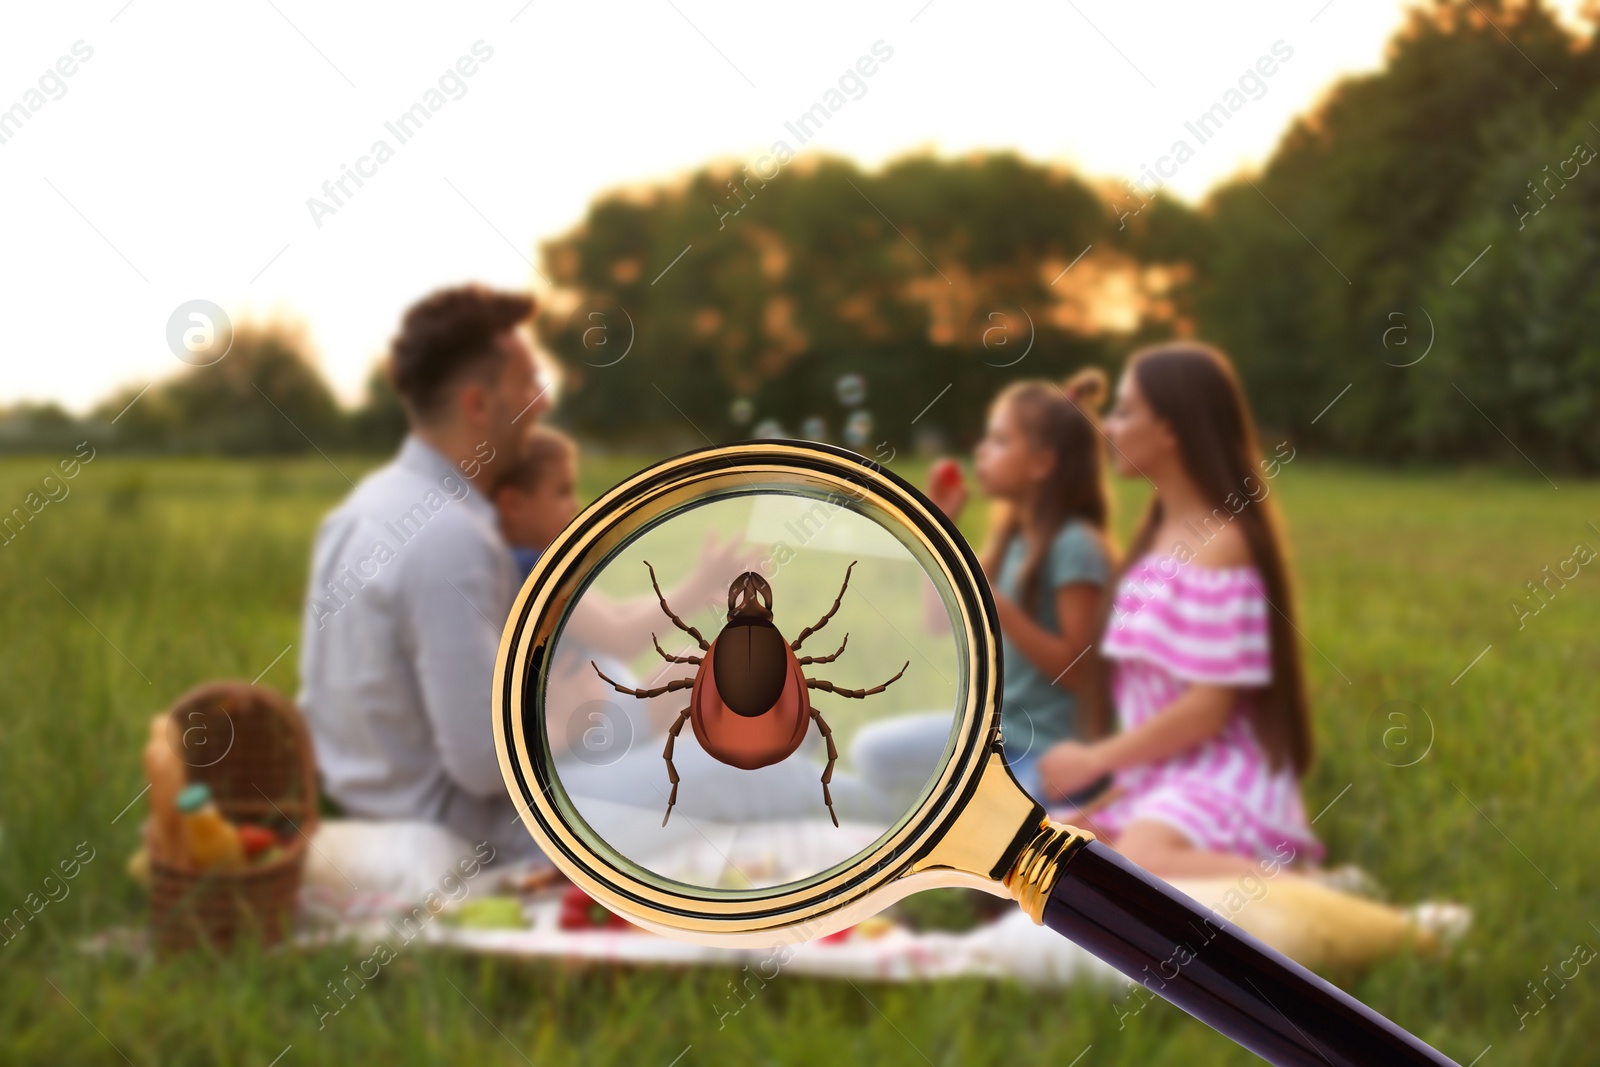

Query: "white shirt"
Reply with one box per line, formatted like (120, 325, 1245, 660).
(297, 435, 536, 860)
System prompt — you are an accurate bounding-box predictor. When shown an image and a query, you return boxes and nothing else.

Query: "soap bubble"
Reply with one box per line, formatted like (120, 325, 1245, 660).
(752, 418, 786, 440)
(801, 416, 827, 441)
(729, 397, 754, 425)
(844, 410, 873, 448)
(835, 372, 867, 407)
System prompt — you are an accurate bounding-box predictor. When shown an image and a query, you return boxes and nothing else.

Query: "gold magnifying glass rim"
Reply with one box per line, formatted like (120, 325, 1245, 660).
(494, 440, 1056, 948)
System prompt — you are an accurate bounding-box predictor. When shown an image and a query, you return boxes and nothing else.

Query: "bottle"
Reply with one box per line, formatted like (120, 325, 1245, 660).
(177, 783, 245, 871)
(142, 714, 185, 864)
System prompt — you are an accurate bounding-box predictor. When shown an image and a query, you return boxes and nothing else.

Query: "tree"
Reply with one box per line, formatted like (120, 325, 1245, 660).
(1409, 88, 1600, 468)
(1198, 0, 1599, 465)
(93, 322, 344, 455)
(347, 363, 409, 453)
(537, 151, 1199, 449)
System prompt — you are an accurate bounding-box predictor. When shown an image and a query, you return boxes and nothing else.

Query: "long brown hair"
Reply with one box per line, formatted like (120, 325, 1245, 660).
(978, 367, 1113, 616)
(1085, 342, 1313, 776)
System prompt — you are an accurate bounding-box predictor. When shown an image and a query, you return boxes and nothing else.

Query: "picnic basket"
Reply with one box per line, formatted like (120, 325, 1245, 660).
(148, 680, 318, 955)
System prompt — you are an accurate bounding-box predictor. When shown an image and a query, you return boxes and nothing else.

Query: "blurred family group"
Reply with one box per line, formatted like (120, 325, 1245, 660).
(297, 282, 1326, 881)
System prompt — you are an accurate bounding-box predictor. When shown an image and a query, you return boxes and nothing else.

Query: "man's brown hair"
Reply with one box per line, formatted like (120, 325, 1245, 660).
(390, 284, 536, 422)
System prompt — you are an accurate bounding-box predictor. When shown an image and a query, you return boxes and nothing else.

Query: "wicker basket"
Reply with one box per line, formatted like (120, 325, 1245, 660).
(149, 680, 318, 955)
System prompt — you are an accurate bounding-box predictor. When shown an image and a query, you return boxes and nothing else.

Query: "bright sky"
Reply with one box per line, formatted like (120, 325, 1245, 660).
(1, 0, 1587, 412)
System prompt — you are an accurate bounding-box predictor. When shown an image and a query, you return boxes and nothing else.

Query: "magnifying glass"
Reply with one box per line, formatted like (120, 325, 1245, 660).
(494, 441, 1457, 1067)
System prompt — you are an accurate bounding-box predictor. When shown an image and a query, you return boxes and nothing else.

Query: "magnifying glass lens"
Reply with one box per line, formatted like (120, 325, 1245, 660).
(542, 487, 963, 893)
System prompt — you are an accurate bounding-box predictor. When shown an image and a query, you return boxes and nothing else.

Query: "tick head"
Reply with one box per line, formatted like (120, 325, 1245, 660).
(726, 571, 773, 621)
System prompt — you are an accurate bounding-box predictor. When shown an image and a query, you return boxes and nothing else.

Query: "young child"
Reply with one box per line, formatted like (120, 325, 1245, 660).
(493, 430, 870, 823)
(1037, 341, 1325, 878)
(854, 368, 1115, 807)
(493, 426, 755, 761)
(494, 425, 580, 581)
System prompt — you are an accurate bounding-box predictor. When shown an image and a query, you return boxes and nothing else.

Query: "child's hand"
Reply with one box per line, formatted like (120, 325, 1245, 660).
(926, 458, 968, 518)
(1037, 740, 1107, 802)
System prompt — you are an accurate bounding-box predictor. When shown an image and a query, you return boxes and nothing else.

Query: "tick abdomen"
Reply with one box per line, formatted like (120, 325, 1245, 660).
(712, 617, 789, 717)
(693, 623, 809, 771)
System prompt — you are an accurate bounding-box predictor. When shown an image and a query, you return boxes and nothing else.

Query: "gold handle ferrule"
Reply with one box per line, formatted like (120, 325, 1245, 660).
(1003, 818, 1096, 924)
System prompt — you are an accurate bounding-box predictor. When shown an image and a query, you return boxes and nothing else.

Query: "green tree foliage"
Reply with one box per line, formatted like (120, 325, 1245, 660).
(0, 402, 81, 454)
(1199, 0, 1600, 466)
(60, 324, 399, 456)
(346, 363, 409, 455)
(539, 152, 1199, 448)
(91, 324, 344, 454)
(1406, 88, 1600, 469)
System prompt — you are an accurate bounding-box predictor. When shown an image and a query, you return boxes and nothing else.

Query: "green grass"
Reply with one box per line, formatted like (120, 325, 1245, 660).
(1, 451, 1597, 1065)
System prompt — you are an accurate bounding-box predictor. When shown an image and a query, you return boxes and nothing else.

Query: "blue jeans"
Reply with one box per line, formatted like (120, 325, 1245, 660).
(850, 712, 1109, 811)
(850, 712, 1046, 811)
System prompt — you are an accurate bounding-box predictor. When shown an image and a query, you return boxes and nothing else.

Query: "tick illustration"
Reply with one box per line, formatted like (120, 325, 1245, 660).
(591, 561, 908, 826)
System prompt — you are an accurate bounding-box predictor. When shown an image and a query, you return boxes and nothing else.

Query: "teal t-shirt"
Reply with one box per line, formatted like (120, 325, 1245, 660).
(998, 520, 1110, 753)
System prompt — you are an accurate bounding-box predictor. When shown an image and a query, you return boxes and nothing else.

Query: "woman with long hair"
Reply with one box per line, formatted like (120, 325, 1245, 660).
(1037, 342, 1323, 877)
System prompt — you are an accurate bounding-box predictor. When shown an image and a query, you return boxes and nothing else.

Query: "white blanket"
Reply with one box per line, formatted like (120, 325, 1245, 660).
(302, 818, 1466, 985)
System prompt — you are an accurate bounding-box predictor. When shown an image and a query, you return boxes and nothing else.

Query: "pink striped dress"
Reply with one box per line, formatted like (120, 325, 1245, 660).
(1087, 553, 1324, 865)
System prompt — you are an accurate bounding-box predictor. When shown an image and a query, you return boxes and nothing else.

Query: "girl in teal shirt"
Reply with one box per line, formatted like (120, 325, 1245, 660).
(852, 368, 1115, 808)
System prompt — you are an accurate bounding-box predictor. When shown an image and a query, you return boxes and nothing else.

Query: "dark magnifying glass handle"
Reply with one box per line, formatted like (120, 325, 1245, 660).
(1042, 841, 1458, 1066)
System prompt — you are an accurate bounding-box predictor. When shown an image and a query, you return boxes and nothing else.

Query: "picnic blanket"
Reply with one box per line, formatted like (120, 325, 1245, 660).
(298, 819, 1469, 986)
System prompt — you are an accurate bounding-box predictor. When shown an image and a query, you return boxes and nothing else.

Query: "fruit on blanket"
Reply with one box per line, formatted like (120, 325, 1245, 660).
(930, 458, 964, 493)
(448, 896, 527, 930)
(819, 915, 895, 944)
(558, 884, 631, 930)
(855, 916, 895, 940)
(237, 824, 278, 859)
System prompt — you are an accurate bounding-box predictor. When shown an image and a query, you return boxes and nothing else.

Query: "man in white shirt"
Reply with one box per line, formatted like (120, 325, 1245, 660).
(297, 284, 550, 861)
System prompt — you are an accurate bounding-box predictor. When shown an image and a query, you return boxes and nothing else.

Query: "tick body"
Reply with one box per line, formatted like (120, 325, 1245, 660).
(591, 562, 908, 826)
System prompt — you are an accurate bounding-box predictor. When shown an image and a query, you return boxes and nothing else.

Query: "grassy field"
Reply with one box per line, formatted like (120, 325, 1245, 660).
(1, 450, 1597, 1065)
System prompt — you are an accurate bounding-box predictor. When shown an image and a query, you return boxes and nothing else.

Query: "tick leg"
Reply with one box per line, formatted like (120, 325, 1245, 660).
(797, 632, 848, 666)
(645, 560, 710, 651)
(652, 633, 703, 665)
(807, 661, 908, 699)
(591, 661, 693, 700)
(661, 705, 693, 826)
(789, 560, 857, 652)
(810, 707, 840, 827)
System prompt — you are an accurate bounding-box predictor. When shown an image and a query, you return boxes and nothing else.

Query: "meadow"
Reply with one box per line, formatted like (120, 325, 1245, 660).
(1, 450, 1597, 1065)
